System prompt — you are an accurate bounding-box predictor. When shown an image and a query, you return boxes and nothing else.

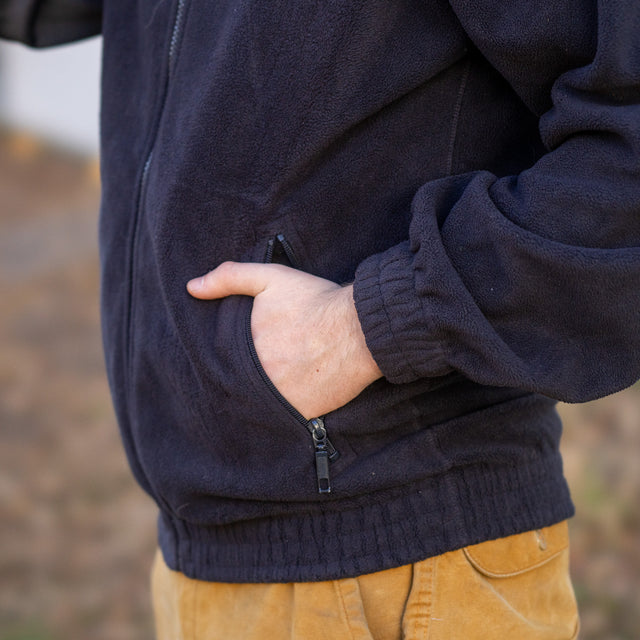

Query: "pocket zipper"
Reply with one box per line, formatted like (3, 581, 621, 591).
(245, 316, 339, 493)
(310, 417, 333, 493)
(246, 234, 340, 494)
(265, 233, 299, 267)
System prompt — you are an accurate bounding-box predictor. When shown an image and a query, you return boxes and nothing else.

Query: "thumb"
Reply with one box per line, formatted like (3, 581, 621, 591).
(187, 261, 271, 299)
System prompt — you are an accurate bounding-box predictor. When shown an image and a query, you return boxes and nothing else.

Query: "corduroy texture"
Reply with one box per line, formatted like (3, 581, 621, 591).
(4, 0, 639, 583)
(152, 522, 578, 640)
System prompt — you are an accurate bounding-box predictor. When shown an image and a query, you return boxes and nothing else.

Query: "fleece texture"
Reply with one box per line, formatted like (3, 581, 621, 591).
(3, 0, 639, 582)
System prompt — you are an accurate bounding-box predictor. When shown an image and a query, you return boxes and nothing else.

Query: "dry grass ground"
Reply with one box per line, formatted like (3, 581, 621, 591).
(0, 130, 638, 639)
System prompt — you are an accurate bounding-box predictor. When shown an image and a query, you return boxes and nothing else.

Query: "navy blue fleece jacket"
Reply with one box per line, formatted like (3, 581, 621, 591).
(2, 0, 639, 582)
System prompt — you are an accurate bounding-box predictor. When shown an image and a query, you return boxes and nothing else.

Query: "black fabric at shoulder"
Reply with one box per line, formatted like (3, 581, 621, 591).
(0, 0, 41, 44)
(447, 0, 598, 115)
(34, 0, 101, 46)
(0, 0, 101, 47)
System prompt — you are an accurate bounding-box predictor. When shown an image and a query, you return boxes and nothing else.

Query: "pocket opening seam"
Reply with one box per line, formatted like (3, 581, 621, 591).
(463, 544, 568, 579)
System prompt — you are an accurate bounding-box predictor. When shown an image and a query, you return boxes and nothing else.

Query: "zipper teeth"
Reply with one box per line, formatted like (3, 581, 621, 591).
(244, 315, 311, 432)
(126, 154, 153, 365)
(248, 233, 339, 470)
(168, 0, 187, 69)
(127, 0, 187, 371)
(276, 234, 300, 269)
(264, 239, 275, 264)
(245, 310, 339, 461)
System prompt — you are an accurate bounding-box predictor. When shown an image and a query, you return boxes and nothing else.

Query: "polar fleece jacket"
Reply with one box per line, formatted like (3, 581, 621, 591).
(2, 0, 639, 582)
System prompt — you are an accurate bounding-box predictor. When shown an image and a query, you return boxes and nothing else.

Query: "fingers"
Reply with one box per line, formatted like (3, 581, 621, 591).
(186, 261, 273, 299)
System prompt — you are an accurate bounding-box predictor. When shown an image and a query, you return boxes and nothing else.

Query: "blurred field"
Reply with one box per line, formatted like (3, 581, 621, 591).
(0, 129, 638, 639)
(0, 130, 157, 640)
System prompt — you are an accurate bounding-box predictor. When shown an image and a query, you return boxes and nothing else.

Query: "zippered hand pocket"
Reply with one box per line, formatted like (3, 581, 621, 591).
(244, 234, 340, 493)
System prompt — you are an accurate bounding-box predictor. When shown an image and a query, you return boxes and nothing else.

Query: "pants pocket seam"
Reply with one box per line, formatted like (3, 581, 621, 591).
(462, 545, 568, 579)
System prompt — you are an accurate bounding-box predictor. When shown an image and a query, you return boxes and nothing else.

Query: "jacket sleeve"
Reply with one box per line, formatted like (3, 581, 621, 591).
(352, 0, 640, 403)
(0, 0, 101, 47)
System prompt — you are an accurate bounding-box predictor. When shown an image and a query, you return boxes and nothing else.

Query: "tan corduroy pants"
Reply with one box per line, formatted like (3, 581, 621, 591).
(151, 520, 579, 640)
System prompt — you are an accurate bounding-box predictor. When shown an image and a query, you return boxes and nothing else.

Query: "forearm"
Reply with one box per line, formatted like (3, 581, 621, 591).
(354, 0, 640, 402)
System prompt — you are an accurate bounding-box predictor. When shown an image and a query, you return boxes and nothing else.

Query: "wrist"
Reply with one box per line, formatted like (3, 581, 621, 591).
(338, 284, 383, 386)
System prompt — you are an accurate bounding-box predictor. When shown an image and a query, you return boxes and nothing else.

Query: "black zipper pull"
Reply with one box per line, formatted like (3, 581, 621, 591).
(310, 418, 333, 494)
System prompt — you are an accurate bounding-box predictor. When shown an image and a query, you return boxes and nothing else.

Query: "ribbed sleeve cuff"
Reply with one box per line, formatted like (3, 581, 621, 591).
(353, 242, 452, 385)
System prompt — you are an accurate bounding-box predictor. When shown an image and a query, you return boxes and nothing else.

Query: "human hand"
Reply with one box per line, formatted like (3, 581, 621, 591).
(187, 262, 383, 419)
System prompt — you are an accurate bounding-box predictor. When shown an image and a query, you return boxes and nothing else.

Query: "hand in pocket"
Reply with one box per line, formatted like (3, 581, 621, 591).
(187, 262, 382, 419)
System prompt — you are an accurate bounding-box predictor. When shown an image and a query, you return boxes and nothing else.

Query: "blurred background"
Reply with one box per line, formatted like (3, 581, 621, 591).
(0, 36, 638, 640)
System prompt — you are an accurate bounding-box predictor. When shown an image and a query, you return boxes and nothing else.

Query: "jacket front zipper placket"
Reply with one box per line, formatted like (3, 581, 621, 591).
(123, 0, 189, 507)
(248, 234, 340, 494)
(126, 0, 188, 371)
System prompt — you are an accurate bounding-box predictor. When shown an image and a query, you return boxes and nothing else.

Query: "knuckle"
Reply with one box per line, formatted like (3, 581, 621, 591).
(216, 260, 237, 281)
